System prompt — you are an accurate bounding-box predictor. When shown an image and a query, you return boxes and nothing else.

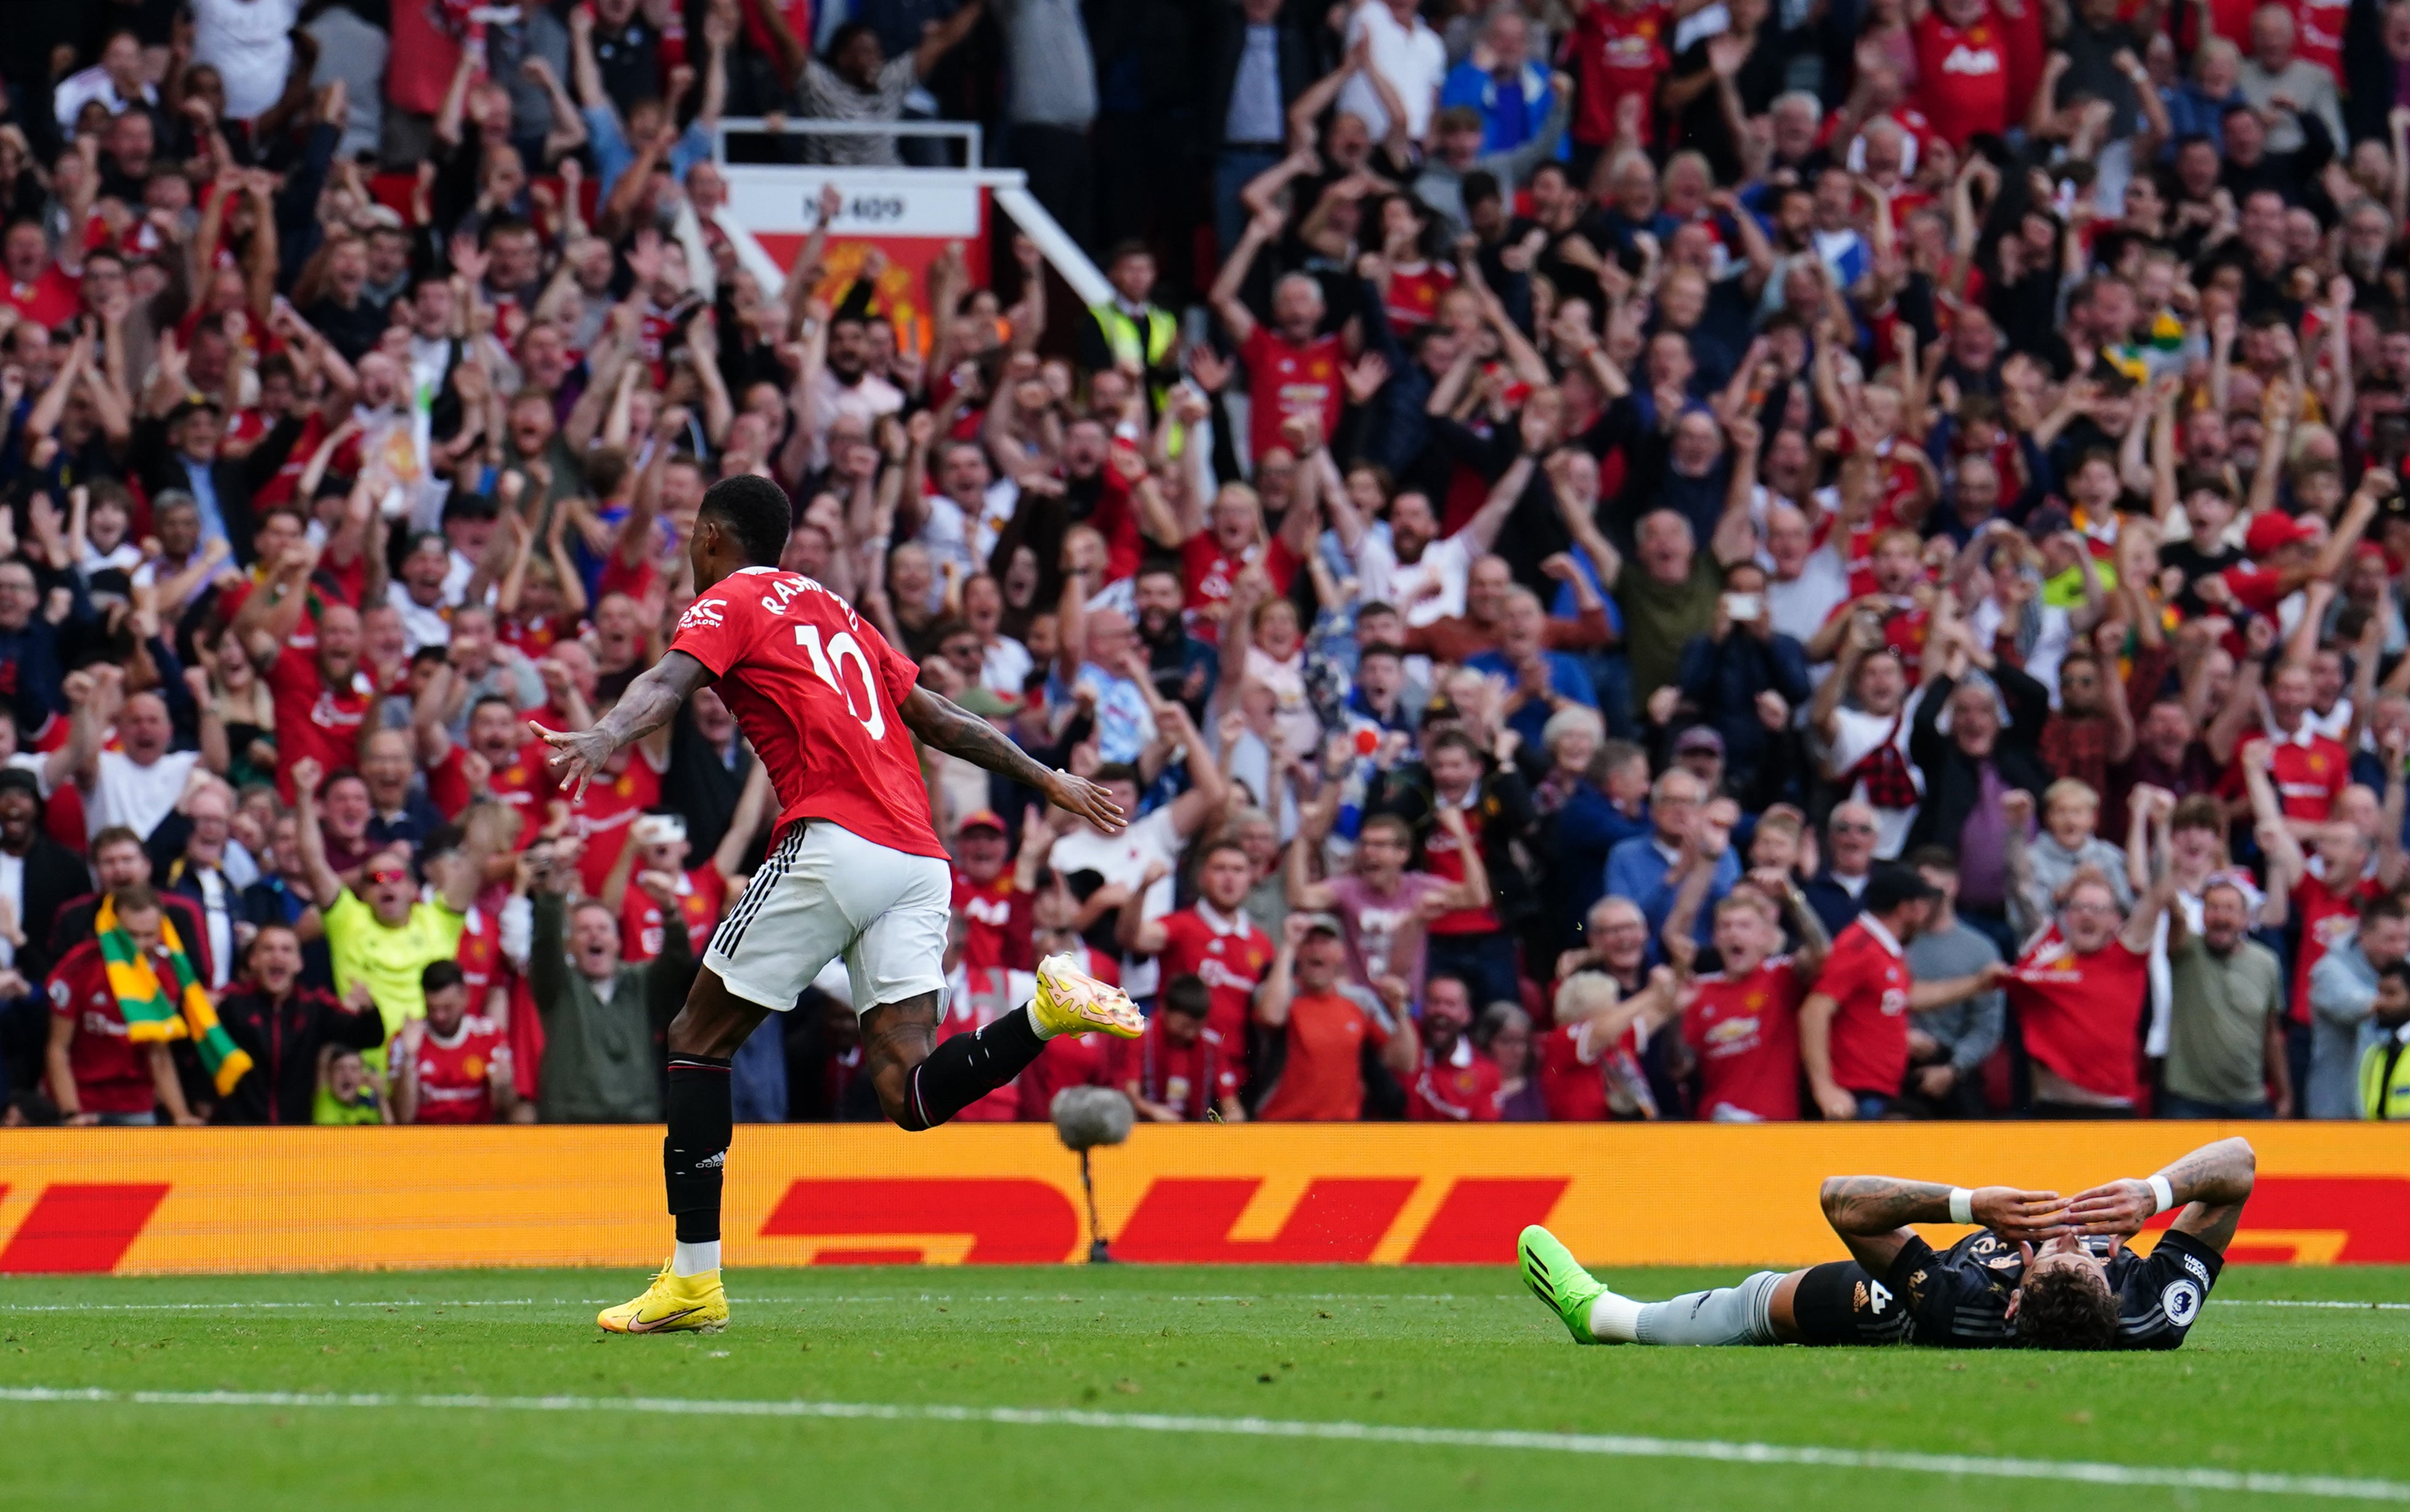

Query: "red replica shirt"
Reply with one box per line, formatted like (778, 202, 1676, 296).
(2221, 729, 2349, 823)
(1181, 530, 1300, 641)
(1537, 1017, 1610, 1121)
(569, 750, 666, 898)
(1683, 955, 1807, 1121)
(266, 644, 372, 800)
(2005, 928, 2149, 1104)
(2290, 871, 2379, 1026)
(621, 861, 729, 962)
(499, 612, 569, 660)
(1237, 325, 1344, 464)
(1818, 916, 1915, 1099)
(1155, 906, 1275, 1053)
(1382, 262, 1455, 335)
(1408, 1041, 1504, 1121)
(46, 941, 156, 1115)
(952, 869, 1024, 975)
(2, 265, 81, 330)
(1569, 0, 1671, 146)
(669, 567, 946, 860)
(455, 903, 505, 1006)
(407, 1015, 511, 1123)
(1421, 811, 1498, 936)
(428, 739, 559, 839)
(1113, 1020, 1240, 1119)
(1910, 9, 2010, 148)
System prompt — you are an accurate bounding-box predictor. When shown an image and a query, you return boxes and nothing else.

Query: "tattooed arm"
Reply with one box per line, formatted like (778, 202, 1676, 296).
(537, 651, 715, 801)
(1818, 1174, 2070, 1272)
(900, 686, 1127, 831)
(2062, 1137, 2256, 1253)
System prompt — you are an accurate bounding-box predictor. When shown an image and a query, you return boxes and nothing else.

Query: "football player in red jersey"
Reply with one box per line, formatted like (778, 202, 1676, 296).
(543, 476, 1139, 1336)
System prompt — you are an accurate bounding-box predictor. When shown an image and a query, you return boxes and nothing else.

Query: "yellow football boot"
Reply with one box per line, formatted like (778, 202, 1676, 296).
(596, 1261, 728, 1335)
(1030, 953, 1145, 1038)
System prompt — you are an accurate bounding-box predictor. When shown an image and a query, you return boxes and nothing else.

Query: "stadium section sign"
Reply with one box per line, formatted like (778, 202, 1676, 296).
(2, 1125, 2404, 1274)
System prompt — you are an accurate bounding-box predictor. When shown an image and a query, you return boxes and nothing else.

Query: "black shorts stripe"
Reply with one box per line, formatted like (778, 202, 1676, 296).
(710, 823, 805, 959)
(719, 823, 806, 954)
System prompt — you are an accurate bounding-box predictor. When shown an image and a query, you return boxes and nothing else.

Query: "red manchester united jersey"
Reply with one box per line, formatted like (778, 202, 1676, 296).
(2221, 729, 2349, 824)
(1156, 906, 1275, 1054)
(1818, 917, 1915, 1098)
(266, 644, 372, 800)
(409, 1015, 511, 1123)
(1570, 0, 1671, 146)
(1683, 956, 1807, 1121)
(1407, 1041, 1504, 1121)
(669, 567, 946, 859)
(622, 861, 730, 962)
(1238, 325, 1343, 463)
(1910, 10, 2009, 148)
(2006, 926, 2149, 1104)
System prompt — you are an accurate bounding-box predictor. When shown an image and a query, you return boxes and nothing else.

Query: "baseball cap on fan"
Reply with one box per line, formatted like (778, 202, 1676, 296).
(958, 810, 1008, 835)
(2242, 510, 2318, 559)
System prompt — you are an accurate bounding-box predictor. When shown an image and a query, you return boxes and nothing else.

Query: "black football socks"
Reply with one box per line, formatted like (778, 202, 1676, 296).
(894, 1007, 1048, 1130)
(665, 1053, 733, 1272)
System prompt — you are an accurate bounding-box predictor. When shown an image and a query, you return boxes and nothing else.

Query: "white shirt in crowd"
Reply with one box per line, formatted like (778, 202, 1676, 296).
(386, 583, 454, 652)
(0, 847, 22, 970)
(1337, 0, 1446, 142)
(1356, 525, 1472, 628)
(982, 636, 1035, 700)
(85, 749, 203, 841)
(191, 0, 304, 122)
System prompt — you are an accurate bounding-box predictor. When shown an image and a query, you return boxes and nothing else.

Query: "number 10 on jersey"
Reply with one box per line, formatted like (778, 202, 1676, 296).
(796, 624, 886, 738)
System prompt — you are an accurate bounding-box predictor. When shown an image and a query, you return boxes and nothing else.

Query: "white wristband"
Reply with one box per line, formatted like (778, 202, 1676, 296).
(2146, 1174, 2176, 1216)
(1947, 1187, 1975, 1225)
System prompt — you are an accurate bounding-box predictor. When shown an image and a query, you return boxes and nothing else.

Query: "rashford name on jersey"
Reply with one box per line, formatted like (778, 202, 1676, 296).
(669, 567, 948, 861)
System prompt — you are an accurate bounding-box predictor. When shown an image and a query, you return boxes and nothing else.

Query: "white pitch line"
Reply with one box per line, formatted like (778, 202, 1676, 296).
(0, 1294, 2400, 1315)
(0, 1385, 2399, 1502)
(0, 1292, 1497, 1314)
(0, 1300, 542, 1314)
(2212, 1299, 2410, 1311)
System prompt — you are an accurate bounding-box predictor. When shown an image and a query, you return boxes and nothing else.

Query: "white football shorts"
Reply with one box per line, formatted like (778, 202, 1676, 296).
(704, 819, 951, 1014)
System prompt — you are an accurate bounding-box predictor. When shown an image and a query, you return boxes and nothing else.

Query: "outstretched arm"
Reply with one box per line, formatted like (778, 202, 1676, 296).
(900, 685, 1127, 830)
(539, 650, 717, 800)
(2061, 1136, 2256, 1253)
(1817, 1173, 2070, 1273)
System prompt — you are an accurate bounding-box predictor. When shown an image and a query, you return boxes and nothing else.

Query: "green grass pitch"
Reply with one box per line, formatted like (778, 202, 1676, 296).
(2, 1263, 2406, 1510)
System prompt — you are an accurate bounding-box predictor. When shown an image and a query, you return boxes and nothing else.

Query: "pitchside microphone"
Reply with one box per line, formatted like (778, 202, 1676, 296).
(1052, 1086, 1133, 1264)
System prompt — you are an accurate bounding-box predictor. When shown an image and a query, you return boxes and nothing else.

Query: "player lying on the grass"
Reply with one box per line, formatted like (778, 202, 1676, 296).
(1520, 1136, 2254, 1351)
(541, 476, 1144, 1336)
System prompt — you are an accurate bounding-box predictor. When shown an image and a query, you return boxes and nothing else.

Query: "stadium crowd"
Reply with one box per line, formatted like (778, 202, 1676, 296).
(4, 0, 2410, 1129)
